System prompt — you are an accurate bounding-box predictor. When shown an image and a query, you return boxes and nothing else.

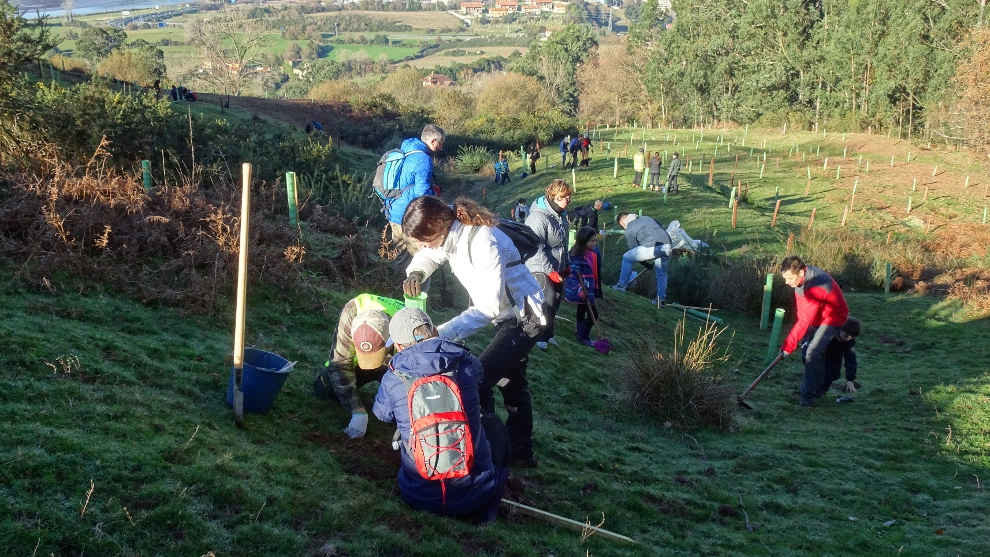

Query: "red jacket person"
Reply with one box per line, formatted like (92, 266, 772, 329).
(779, 256, 849, 406)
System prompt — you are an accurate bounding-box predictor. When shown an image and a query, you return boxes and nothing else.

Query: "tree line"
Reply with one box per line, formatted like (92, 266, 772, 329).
(627, 0, 986, 141)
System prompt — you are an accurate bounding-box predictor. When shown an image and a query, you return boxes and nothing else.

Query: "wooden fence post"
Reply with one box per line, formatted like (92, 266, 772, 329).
(807, 208, 816, 229)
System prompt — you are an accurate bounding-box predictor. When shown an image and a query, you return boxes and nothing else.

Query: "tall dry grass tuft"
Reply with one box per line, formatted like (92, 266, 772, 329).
(624, 316, 735, 430)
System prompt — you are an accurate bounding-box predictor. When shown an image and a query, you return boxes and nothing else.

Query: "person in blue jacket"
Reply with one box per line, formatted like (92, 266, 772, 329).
(568, 134, 582, 169)
(388, 124, 446, 257)
(559, 136, 569, 168)
(373, 307, 508, 520)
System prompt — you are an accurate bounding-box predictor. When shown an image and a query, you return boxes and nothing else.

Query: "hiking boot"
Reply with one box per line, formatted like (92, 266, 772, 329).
(535, 341, 548, 350)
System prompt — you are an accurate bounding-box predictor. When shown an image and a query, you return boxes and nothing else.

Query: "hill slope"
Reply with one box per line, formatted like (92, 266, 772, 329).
(1, 124, 988, 555)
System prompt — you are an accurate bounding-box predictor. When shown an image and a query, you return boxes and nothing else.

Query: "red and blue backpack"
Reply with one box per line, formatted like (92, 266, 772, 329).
(391, 367, 474, 504)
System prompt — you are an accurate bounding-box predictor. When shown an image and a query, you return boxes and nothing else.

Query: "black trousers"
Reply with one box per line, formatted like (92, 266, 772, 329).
(575, 302, 598, 343)
(479, 312, 541, 460)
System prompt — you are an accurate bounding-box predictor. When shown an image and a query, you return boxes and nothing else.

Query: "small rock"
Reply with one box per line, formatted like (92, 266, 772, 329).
(883, 520, 896, 527)
(848, 516, 857, 521)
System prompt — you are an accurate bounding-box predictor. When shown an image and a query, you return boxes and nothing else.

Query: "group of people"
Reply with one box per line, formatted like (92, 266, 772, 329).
(493, 144, 544, 185)
(560, 133, 592, 169)
(633, 148, 682, 193)
(311, 124, 863, 524)
(168, 84, 196, 102)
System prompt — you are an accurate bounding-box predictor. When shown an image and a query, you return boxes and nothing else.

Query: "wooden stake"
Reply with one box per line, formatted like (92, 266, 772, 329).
(708, 157, 714, 187)
(732, 198, 739, 229)
(923, 187, 928, 202)
(841, 205, 849, 227)
(786, 232, 794, 253)
(771, 199, 782, 227)
(807, 208, 816, 229)
(886, 231, 892, 245)
(805, 177, 811, 195)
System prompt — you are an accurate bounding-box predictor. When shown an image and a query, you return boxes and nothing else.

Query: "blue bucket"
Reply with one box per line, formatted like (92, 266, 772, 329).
(225, 348, 295, 414)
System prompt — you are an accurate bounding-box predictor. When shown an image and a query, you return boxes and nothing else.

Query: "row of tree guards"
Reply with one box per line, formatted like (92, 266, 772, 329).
(579, 124, 989, 228)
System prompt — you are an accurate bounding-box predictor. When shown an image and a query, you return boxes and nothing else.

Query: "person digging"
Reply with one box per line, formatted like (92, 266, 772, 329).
(314, 294, 405, 438)
(611, 212, 672, 307)
(778, 256, 850, 407)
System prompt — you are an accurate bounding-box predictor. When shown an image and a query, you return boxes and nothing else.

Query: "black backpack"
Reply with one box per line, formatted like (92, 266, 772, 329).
(466, 218, 542, 266)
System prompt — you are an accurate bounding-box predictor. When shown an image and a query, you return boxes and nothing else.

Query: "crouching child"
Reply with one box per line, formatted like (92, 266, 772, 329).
(824, 317, 861, 395)
(373, 308, 509, 521)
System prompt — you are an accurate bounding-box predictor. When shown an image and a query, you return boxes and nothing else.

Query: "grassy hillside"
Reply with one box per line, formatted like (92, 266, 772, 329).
(2, 125, 988, 555)
(2, 267, 988, 555)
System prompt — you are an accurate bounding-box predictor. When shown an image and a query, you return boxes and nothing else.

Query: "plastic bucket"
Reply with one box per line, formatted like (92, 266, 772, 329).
(225, 348, 295, 414)
(404, 292, 428, 311)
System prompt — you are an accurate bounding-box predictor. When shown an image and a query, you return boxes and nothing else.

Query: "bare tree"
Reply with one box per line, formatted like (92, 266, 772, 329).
(190, 12, 266, 109)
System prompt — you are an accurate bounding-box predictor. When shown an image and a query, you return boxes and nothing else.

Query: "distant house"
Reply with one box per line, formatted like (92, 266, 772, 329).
(552, 1, 569, 14)
(521, 1, 541, 14)
(422, 73, 454, 87)
(537, 0, 554, 11)
(460, 1, 484, 15)
(496, 0, 520, 11)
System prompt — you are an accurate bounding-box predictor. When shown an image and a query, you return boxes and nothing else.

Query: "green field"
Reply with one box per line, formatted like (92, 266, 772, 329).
(325, 43, 420, 61)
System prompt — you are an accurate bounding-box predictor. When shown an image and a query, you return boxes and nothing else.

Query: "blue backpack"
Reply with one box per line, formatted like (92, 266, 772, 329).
(373, 148, 424, 213)
(563, 254, 596, 304)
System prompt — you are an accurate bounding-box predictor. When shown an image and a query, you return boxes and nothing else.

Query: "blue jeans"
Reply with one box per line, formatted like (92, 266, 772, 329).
(800, 325, 840, 404)
(617, 244, 671, 300)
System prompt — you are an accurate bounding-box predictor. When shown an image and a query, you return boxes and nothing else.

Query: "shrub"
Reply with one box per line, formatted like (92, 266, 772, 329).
(623, 317, 735, 430)
(453, 144, 493, 174)
(301, 165, 379, 225)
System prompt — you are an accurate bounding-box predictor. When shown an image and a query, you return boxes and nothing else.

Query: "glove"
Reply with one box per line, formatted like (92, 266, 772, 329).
(344, 411, 368, 439)
(403, 271, 426, 297)
(547, 271, 563, 284)
(843, 381, 858, 393)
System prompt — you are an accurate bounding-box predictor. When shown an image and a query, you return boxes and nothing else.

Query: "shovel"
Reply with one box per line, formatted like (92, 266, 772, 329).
(232, 162, 252, 427)
(737, 352, 785, 410)
(577, 280, 610, 354)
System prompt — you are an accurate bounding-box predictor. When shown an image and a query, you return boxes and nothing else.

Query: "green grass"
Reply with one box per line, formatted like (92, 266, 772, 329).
(325, 43, 420, 61)
(2, 124, 989, 554)
(2, 230, 989, 554)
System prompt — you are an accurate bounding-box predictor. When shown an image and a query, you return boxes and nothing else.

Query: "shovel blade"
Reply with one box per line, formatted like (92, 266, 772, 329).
(233, 389, 245, 426)
(737, 395, 755, 410)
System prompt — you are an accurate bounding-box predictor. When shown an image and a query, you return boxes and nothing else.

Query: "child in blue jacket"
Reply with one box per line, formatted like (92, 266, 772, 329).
(373, 308, 508, 520)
